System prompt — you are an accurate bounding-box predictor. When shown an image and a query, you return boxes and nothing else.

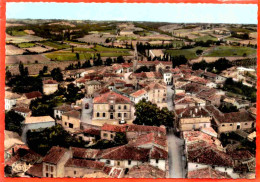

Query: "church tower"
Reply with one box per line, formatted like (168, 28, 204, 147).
(133, 45, 138, 72)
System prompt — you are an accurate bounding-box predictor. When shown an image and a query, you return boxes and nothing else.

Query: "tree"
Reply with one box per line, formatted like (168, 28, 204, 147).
(27, 125, 87, 155)
(105, 57, 112, 66)
(116, 55, 125, 63)
(133, 99, 174, 128)
(76, 52, 80, 60)
(5, 110, 25, 135)
(135, 66, 150, 73)
(196, 49, 203, 55)
(5, 70, 12, 81)
(114, 132, 127, 145)
(51, 68, 63, 81)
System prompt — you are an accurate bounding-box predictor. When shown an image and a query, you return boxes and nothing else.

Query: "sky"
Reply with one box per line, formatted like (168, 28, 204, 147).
(6, 3, 258, 24)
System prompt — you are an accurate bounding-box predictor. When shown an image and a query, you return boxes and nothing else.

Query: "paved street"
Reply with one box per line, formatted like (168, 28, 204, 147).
(166, 85, 174, 111)
(167, 130, 185, 178)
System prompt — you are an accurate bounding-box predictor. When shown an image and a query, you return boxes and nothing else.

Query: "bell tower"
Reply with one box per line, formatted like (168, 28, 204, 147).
(133, 45, 138, 72)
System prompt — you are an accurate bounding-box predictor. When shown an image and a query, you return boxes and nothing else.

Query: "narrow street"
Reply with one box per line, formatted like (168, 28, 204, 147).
(166, 85, 185, 178)
(167, 131, 185, 178)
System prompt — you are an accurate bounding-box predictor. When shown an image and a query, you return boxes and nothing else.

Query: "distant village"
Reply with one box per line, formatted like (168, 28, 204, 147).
(4, 20, 257, 179)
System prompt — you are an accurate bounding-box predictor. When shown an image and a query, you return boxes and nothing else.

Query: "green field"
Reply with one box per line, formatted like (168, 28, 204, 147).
(45, 50, 131, 61)
(64, 40, 89, 45)
(17, 42, 36, 48)
(195, 35, 218, 42)
(41, 41, 70, 49)
(7, 30, 27, 36)
(117, 36, 137, 41)
(72, 45, 131, 53)
(204, 46, 257, 57)
(229, 27, 252, 34)
(165, 47, 208, 60)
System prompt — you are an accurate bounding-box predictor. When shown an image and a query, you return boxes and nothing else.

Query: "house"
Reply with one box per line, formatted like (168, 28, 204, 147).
(129, 89, 148, 104)
(61, 110, 81, 132)
(174, 94, 206, 109)
(42, 146, 72, 178)
(12, 106, 31, 118)
(53, 104, 73, 120)
(125, 124, 166, 140)
(43, 80, 58, 95)
(176, 106, 211, 132)
(145, 82, 167, 107)
(101, 123, 126, 141)
(205, 105, 256, 134)
(93, 91, 132, 125)
(73, 128, 100, 143)
(21, 116, 55, 143)
(188, 167, 231, 178)
(64, 159, 105, 178)
(85, 80, 102, 98)
(186, 141, 239, 178)
(5, 91, 21, 111)
(24, 91, 42, 100)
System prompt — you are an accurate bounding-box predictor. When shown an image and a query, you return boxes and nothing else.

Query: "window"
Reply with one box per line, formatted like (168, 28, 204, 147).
(97, 112, 100, 117)
(50, 174, 53, 178)
(65, 122, 67, 126)
(156, 159, 159, 164)
(111, 134, 114, 138)
(69, 123, 73, 128)
(118, 106, 121, 110)
(110, 105, 114, 110)
(103, 133, 108, 137)
(117, 161, 120, 165)
(74, 171, 77, 175)
(230, 124, 233, 126)
(222, 124, 225, 127)
(103, 113, 106, 117)
(124, 105, 127, 110)
(196, 165, 198, 167)
(118, 113, 121, 117)
(51, 166, 53, 172)
(106, 160, 110, 164)
(124, 113, 127, 118)
(46, 173, 49, 177)
(128, 160, 131, 165)
(46, 165, 48, 171)
(245, 123, 248, 125)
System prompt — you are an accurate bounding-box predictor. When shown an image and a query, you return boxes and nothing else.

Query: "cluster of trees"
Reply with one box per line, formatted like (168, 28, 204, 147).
(218, 102, 238, 113)
(136, 42, 174, 55)
(65, 60, 92, 70)
(231, 32, 249, 40)
(192, 58, 232, 73)
(30, 83, 84, 116)
(51, 68, 63, 82)
(133, 99, 174, 128)
(135, 66, 151, 73)
(5, 110, 25, 135)
(27, 125, 87, 155)
(6, 62, 43, 93)
(223, 78, 256, 102)
(195, 40, 221, 47)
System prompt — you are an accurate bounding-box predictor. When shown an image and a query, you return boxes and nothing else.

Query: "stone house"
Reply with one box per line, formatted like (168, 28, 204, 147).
(42, 146, 72, 178)
(100, 123, 126, 141)
(5, 91, 21, 111)
(85, 80, 102, 98)
(61, 110, 81, 132)
(43, 80, 58, 95)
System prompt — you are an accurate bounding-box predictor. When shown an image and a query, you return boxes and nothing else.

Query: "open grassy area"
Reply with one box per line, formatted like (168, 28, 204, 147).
(64, 40, 89, 45)
(117, 36, 137, 41)
(41, 41, 70, 49)
(45, 52, 92, 61)
(194, 35, 218, 42)
(228, 27, 252, 34)
(165, 46, 207, 60)
(72, 45, 131, 53)
(17, 42, 36, 48)
(7, 30, 27, 36)
(204, 46, 257, 57)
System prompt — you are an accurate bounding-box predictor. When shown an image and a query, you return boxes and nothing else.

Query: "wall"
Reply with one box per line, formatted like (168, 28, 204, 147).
(43, 84, 58, 95)
(150, 159, 166, 171)
(218, 121, 255, 133)
(179, 117, 211, 131)
(61, 115, 80, 132)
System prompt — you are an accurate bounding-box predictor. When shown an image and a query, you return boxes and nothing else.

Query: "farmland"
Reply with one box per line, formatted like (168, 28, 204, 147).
(165, 47, 208, 60)
(204, 46, 257, 57)
(17, 42, 36, 48)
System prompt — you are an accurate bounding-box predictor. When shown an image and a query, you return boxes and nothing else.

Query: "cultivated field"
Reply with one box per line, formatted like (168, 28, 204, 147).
(165, 46, 208, 60)
(6, 34, 45, 43)
(204, 46, 257, 57)
(6, 54, 50, 65)
(6, 45, 26, 55)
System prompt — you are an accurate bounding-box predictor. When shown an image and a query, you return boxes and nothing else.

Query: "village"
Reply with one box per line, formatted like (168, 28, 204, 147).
(4, 20, 257, 179)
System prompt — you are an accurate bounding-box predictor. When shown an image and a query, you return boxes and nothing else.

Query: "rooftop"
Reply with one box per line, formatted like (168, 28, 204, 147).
(188, 167, 231, 179)
(93, 91, 131, 104)
(24, 116, 55, 124)
(65, 158, 104, 170)
(42, 146, 68, 165)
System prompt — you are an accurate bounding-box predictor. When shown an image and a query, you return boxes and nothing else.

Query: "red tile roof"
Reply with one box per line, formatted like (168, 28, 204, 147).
(128, 133, 167, 148)
(65, 158, 104, 169)
(101, 123, 126, 133)
(13, 106, 31, 113)
(126, 125, 166, 135)
(98, 145, 150, 161)
(43, 80, 58, 84)
(25, 91, 42, 99)
(176, 106, 210, 118)
(188, 167, 231, 179)
(93, 91, 131, 104)
(130, 89, 147, 98)
(71, 147, 100, 159)
(26, 163, 43, 177)
(62, 110, 81, 119)
(42, 146, 68, 165)
(125, 163, 166, 178)
(149, 146, 168, 160)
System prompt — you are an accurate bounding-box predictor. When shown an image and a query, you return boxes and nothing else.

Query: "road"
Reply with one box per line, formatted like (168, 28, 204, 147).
(167, 130, 185, 178)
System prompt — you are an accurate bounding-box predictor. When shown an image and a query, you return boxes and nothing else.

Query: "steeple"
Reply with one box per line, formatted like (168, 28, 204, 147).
(133, 45, 138, 72)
